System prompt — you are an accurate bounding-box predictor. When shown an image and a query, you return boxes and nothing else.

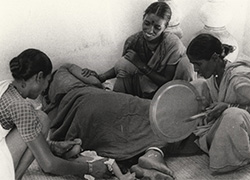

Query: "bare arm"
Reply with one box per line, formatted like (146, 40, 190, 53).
(98, 67, 116, 83)
(124, 50, 176, 86)
(143, 65, 176, 86)
(27, 134, 109, 178)
(62, 63, 103, 88)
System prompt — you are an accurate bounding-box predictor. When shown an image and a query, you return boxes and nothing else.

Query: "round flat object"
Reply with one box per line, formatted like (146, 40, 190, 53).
(150, 80, 202, 143)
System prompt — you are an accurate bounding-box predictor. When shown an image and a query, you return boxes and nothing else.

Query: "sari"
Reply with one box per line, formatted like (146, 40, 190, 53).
(113, 31, 195, 99)
(192, 58, 250, 173)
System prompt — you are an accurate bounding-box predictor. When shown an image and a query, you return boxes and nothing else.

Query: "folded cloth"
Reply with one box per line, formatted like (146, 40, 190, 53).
(80, 151, 115, 180)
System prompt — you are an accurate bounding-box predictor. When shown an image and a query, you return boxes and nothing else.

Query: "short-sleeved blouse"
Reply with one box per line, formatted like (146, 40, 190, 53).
(0, 84, 42, 142)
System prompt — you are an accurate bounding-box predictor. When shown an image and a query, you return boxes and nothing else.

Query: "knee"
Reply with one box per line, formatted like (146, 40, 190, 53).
(221, 107, 250, 130)
(114, 57, 138, 77)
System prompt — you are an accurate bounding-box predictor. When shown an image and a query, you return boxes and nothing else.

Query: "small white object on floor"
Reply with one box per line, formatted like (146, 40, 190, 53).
(81, 151, 115, 180)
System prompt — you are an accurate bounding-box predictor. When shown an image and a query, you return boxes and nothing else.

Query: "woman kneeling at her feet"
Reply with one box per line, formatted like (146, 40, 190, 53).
(0, 49, 111, 180)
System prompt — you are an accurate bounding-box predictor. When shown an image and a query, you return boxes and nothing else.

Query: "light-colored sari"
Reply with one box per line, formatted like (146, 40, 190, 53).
(192, 58, 250, 173)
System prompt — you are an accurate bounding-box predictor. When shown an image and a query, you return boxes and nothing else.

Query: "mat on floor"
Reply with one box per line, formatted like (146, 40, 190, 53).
(23, 154, 250, 180)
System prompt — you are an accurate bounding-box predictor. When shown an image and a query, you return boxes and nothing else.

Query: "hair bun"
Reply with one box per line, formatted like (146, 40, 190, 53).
(10, 57, 20, 72)
(221, 44, 236, 58)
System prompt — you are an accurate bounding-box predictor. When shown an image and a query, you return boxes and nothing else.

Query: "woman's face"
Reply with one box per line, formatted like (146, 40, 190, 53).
(190, 58, 216, 79)
(26, 73, 51, 99)
(142, 13, 167, 41)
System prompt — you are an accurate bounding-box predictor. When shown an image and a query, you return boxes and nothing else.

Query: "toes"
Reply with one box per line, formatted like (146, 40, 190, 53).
(131, 164, 144, 178)
(63, 144, 81, 159)
(138, 156, 175, 178)
(141, 168, 174, 180)
(73, 138, 82, 145)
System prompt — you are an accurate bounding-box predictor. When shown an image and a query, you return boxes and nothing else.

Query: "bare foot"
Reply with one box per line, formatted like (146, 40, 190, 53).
(131, 164, 144, 178)
(138, 150, 175, 179)
(63, 144, 82, 159)
(51, 138, 82, 158)
(131, 164, 173, 180)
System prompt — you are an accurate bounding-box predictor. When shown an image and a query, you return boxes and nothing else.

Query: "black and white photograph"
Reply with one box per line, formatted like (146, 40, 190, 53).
(1, 0, 250, 179)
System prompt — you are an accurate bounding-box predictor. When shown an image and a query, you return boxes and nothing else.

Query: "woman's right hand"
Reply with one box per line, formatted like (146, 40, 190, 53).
(206, 102, 229, 122)
(81, 68, 98, 78)
(90, 159, 112, 179)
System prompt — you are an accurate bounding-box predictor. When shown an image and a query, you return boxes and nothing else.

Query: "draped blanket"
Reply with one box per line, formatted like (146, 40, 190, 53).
(44, 66, 166, 161)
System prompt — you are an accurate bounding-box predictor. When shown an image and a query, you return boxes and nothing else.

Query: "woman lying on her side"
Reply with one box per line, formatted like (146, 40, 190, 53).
(42, 62, 203, 179)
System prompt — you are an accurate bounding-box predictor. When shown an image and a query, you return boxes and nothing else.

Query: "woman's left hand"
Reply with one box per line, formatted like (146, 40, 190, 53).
(206, 102, 229, 122)
(124, 49, 145, 69)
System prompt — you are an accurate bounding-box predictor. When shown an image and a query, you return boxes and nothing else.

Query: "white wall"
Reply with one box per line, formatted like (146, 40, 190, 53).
(0, 0, 249, 80)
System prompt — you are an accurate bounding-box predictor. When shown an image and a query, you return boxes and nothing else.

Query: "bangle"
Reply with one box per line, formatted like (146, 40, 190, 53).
(87, 162, 93, 174)
(141, 66, 153, 75)
(145, 68, 153, 75)
(146, 147, 164, 157)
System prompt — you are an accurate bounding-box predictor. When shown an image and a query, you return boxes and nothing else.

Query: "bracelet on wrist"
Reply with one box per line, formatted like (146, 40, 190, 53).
(141, 66, 152, 75)
(87, 162, 93, 175)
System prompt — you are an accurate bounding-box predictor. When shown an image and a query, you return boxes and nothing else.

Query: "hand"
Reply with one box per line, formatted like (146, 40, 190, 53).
(196, 96, 209, 111)
(119, 172, 136, 180)
(81, 68, 99, 78)
(90, 159, 113, 179)
(206, 102, 229, 122)
(124, 49, 145, 69)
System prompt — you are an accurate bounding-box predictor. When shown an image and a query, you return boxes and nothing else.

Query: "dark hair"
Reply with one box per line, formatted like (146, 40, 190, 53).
(9, 48, 52, 81)
(186, 33, 235, 61)
(143, 2, 172, 26)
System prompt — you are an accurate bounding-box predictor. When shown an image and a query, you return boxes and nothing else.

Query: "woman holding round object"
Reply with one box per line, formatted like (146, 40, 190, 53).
(186, 33, 250, 173)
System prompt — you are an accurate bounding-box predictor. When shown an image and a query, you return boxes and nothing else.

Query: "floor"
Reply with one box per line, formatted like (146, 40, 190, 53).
(23, 154, 250, 180)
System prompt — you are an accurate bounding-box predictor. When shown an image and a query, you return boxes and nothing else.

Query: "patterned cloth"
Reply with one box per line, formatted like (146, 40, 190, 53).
(0, 84, 42, 142)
